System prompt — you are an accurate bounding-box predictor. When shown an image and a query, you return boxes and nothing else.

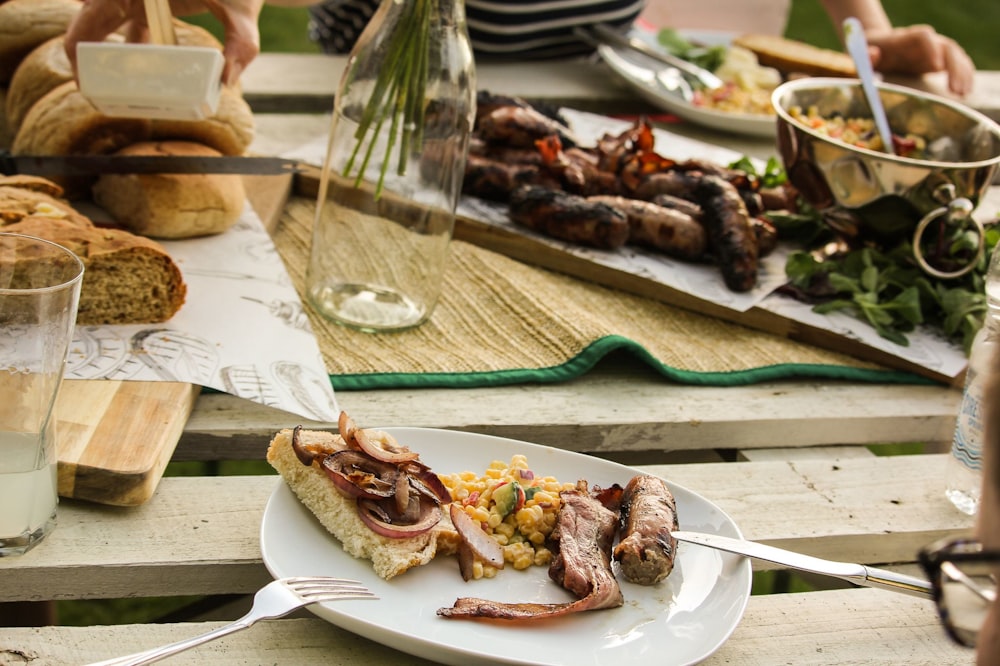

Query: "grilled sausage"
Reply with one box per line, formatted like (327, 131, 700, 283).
(588, 195, 707, 261)
(650, 193, 703, 220)
(694, 175, 759, 292)
(509, 185, 629, 249)
(613, 474, 678, 585)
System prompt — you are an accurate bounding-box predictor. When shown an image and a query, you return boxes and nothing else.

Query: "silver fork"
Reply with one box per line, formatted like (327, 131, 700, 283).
(85, 576, 377, 666)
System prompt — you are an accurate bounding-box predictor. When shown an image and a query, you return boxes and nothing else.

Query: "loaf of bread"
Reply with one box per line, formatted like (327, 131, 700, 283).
(2, 216, 187, 324)
(0, 0, 80, 84)
(92, 141, 247, 239)
(267, 427, 459, 580)
(0, 176, 93, 227)
(733, 34, 856, 78)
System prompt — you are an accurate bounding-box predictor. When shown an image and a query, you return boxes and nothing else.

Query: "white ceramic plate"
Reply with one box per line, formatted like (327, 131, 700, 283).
(260, 428, 751, 666)
(597, 36, 776, 138)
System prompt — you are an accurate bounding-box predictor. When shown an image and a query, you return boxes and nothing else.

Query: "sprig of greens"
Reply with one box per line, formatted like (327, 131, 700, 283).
(344, 0, 431, 197)
(778, 221, 998, 352)
(655, 28, 727, 72)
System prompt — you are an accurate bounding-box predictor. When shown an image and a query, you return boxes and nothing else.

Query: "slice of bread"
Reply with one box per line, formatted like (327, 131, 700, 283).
(2, 216, 187, 324)
(733, 34, 856, 78)
(266, 427, 459, 579)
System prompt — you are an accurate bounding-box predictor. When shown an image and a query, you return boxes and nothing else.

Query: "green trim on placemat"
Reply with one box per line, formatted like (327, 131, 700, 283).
(329, 335, 931, 390)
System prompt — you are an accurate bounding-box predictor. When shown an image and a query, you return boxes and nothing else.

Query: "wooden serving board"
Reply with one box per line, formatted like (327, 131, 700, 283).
(54, 173, 294, 507)
(56, 380, 200, 506)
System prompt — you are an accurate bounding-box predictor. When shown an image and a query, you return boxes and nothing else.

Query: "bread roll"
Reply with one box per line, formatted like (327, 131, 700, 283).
(92, 141, 246, 239)
(266, 427, 459, 580)
(5, 35, 82, 134)
(12, 80, 152, 197)
(732, 34, 856, 78)
(0, 0, 80, 83)
(150, 84, 255, 156)
(2, 216, 186, 324)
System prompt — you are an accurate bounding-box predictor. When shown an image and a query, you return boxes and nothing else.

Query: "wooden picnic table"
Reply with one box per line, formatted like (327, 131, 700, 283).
(0, 53, 988, 665)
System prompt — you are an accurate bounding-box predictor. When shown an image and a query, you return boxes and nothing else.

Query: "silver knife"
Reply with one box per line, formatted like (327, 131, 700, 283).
(672, 530, 934, 598)
(0, 153, 307, 177)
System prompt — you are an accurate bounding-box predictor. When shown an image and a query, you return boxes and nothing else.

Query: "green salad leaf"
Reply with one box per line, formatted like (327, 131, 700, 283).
(655, 28, 727, 72)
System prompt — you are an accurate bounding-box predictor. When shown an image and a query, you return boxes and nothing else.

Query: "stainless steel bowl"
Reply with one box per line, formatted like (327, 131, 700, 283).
(772, 77, 1000, 276)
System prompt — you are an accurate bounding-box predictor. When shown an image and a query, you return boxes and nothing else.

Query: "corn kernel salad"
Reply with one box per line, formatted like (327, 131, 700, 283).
(440, 455, 576, 579)
(789, 105, 928, 157)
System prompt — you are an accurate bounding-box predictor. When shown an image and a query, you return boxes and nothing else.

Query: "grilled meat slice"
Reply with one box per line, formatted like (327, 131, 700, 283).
(613, 474, 679, 585)
(463, 154, 559, 201)
(437, 481, 624, 620)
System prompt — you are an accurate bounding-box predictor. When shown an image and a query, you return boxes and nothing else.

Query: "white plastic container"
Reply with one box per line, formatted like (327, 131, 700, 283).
(76, 42, 223, 121)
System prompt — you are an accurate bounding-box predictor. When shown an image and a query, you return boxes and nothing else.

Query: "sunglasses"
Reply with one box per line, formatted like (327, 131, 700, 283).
(918, 536, 1000, 647)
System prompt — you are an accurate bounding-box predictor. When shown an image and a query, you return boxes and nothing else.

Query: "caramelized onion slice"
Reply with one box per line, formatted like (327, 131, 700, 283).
(450, 503, 504, 569)
(320, 450, 398, 500)
(355, 428, 419, 464)
(358, 497, 441, 538)
(405, 462, 452, 504)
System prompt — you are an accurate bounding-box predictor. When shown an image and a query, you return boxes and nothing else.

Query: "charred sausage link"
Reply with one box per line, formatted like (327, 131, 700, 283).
(694, 175, 760, 292)
(476, 105, 577, 149)
(613, 474, 679, 586)
(587, 195, 707, 261)
(509, 185, 629, 249)
(463, 154, 557, 201)
(650, 193, 703, 220)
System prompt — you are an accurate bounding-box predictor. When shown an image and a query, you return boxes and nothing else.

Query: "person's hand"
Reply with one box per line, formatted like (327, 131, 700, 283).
(64, 0, 266, 86)
(865, 24, 975, 96)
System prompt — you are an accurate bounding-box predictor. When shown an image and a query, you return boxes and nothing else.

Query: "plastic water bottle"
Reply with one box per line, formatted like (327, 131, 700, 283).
(946, 243, 1000, 515)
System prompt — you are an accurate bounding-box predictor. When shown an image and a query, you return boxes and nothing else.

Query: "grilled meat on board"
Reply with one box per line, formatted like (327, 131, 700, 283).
(437, 481, 624, 620)
(694, 175, 760, 292)
(509, 185, 630, 250)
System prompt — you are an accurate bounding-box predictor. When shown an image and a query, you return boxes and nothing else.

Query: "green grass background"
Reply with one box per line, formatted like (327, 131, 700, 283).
(51, 0, 991, 628)
(186, 0, 998, 68)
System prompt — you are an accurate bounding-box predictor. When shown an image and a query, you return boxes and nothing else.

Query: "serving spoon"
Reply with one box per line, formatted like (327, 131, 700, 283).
(843, 17, 895, 154)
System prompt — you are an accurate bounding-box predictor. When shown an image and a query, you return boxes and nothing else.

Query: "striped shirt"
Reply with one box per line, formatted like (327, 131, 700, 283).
(308, 0, 644, 59)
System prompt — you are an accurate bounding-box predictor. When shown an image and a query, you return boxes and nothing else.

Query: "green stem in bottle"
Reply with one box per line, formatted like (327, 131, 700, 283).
(344, 0, 432, 199)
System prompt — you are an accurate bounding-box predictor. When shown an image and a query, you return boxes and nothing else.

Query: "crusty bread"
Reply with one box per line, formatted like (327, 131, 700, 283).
(6, 35, 81, 134)
(2, 216, 187, 324)
(92, 141, 246, 239)
(149, 84, 255, 156)
(733, 33, 856, 78)
(12, 80, 152, 197)
(266, 428, 459, 579)
(0, 182, 93, 227)
(0, 0, 80, 84)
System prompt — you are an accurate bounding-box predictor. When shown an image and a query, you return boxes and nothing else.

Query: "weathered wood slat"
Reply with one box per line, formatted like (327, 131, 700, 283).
(2, 589, 967, 666)
(176, 361, 961, 461)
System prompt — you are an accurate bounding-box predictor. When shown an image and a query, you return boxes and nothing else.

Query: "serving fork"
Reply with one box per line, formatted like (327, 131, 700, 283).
(85, 576, 377, 666)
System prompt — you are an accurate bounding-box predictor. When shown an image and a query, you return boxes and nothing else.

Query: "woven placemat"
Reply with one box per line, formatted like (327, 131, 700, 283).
(273, 197, 923, 390)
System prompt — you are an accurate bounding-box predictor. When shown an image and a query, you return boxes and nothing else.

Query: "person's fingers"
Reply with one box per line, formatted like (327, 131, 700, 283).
(64, 0, 135, 70)
(205, 1, 263, 85)
(942, 39, 976, 96)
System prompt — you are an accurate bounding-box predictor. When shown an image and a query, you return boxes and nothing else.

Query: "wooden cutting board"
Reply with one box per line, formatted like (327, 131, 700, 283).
(55, 173, 293, 507)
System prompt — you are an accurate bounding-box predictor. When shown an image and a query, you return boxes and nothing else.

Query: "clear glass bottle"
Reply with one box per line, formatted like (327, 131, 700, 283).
(946, 242, 1000, 515)
(305, 0, 476, 332)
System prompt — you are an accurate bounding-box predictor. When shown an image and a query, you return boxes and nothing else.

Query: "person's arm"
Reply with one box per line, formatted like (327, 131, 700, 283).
(819, 0, 974, 95)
